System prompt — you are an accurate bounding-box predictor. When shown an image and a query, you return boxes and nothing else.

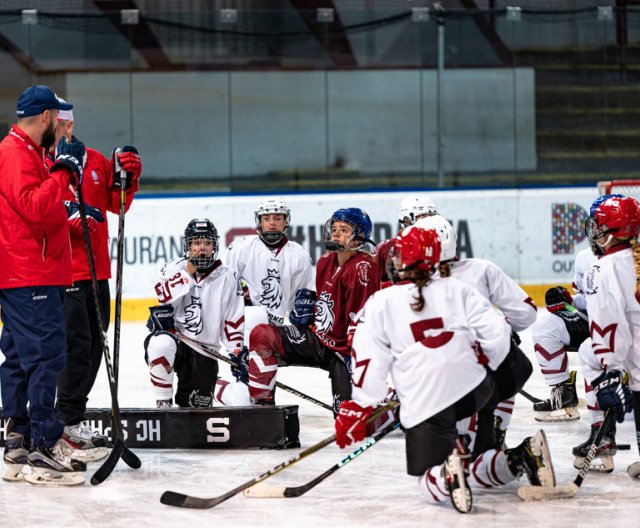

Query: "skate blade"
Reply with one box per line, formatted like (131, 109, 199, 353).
(68, 447, 109, 463)
(573, 456, 614, 473)
(534, 407, 580, 423)
(530, 430, 556, 487)
(25, 467, 85, 487)
(2, 464, 27, 483)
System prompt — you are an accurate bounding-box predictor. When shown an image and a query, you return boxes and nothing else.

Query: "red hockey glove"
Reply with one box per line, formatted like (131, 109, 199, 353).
(69, 216, 97, 234)
(111, 146, 141, 191)
(335, 400, 373, 449)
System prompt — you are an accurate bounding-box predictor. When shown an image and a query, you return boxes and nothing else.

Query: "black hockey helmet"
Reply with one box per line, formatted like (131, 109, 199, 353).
(183, 218, 219, 271)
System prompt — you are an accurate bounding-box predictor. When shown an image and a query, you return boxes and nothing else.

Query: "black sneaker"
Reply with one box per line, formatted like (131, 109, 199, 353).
(506, 430, 555, 486)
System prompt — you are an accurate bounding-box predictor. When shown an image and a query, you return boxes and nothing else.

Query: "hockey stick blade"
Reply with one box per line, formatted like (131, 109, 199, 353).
(160, 402, 398, 509)
(628, 461, 640, 479)
(244, 420, 401, 498)
(91, 437, 125, 485)
(518, 409, 614, 501)
(122, 446, 142, 469)
(517, 483, 579, 501)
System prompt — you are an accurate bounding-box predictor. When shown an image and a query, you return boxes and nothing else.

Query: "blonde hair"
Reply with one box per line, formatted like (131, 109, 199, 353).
(631, 238, 640, 301)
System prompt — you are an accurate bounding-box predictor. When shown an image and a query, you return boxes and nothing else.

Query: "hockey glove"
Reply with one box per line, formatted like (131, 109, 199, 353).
(229, 346, 250, 385)
(146, 305, 176, 333)
(111, 146, 141, 191)
(289, 288, 316, 326)
(335, 400, 373, 449)
(592, 369, 633, 423)
(52, 136, 86, 186)
(64, 200, 105, 234)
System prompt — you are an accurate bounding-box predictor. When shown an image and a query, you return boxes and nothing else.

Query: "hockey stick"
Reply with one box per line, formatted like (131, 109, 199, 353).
(112, 149, 127, 390)
(517, 409, 614, 501)
(176, 333, 333, 412)
(518, 389, 543, 404)
(160, 401, 399, 509)
(75, 182, 141, 484)
(627, 391, 640, 478)
(563, 303, 588, 321)
(244, 419, 401, 498)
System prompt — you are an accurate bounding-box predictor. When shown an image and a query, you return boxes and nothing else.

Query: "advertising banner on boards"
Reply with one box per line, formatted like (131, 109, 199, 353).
(107, 187, 599, 301)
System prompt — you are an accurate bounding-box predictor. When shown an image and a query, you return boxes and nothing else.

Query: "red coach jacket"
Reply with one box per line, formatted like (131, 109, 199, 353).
(61, 147, 135, 282)
(0, 125, 72, 289)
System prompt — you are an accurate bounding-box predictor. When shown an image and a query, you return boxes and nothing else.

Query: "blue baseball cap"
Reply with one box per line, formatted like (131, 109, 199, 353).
(16, 85, 73, 118)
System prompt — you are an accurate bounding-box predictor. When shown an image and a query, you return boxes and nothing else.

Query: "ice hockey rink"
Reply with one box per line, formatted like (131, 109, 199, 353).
(1, 322, 639, 527)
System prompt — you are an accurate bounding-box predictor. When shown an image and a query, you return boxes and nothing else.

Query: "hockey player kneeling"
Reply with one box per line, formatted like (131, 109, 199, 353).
(335, 227, 555, 514)
(144, 219, 245, 408)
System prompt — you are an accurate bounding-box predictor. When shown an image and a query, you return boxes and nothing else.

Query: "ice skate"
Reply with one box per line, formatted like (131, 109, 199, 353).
(443, 442, 472, 514)
(494, 415, 507, 450)
(62, 421, 109, 462)
(25, 438, 86, 486)
(444, 435, 472, 513)
(534, 370, 580, 422)
(156, 399, 173, 408)
(506, 429, 555, 487)
(572, 421, 616, 473)
(3, 431, 31, 482)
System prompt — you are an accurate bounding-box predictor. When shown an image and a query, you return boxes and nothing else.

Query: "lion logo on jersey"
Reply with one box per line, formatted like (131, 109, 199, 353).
(260, 268, 282, 309)
(314, 291, 335, 334)
(181, 296, 203, 335)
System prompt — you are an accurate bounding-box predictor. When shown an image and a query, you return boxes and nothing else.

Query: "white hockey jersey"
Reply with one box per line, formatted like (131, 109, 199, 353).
(351, 277, 511, 428)
(221, 235, 313, 325)
(444, 258, 537, 332)
(154, 258, 245, 357)
(572, 247, 597, 311)
(584, 245, 640, 390)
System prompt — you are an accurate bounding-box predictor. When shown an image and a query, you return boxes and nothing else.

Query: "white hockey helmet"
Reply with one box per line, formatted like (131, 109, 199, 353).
(254, 197, 291, 244)
(415, 214, 456, 261)
(398, 195, 438, 229)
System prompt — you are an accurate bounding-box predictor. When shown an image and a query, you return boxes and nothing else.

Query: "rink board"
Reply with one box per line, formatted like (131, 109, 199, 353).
(0, 406, 300, 449)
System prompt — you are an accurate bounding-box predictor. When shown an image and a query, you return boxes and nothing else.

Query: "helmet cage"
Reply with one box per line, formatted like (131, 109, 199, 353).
(254, 198, 291, 245)
(183, 219, 219, 271)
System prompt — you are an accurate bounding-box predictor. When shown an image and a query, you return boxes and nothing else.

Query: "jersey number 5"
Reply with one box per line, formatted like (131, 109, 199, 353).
(410, 318, 454, 348)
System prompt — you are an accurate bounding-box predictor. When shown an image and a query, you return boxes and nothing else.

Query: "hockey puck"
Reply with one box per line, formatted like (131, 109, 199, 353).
(618, 444, 631, 450)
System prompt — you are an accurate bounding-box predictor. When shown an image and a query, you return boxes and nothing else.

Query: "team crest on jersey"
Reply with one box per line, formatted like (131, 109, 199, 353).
(585, 264, 600, 295)
(314, 292, 335, 334)
(181, 296, 203, 335)
(355, 261, 372, 286)
(91, 170, 99, 183)
(260, 268, 282, 309)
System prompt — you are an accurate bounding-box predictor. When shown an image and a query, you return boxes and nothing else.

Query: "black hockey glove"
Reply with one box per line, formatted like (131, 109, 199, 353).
(289, 288, 316, 326)
(592, 369, 632, 423)
(64, 200, 105, 223)
(52, 136, 86, 186)
(146, 305, 176, 333)
(229, 346, 249, 384)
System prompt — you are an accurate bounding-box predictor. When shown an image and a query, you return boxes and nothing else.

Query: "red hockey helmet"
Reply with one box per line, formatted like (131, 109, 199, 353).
(586, 195, 640, 242)
(389, 226, 441, 282)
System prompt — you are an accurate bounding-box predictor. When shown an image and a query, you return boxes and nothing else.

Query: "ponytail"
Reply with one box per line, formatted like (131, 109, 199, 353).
(630, 238, 640, 302)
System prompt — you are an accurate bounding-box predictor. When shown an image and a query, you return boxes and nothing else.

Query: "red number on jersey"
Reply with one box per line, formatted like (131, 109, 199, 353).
(155, 272, 186, 303)
(410, 318, 454, 348)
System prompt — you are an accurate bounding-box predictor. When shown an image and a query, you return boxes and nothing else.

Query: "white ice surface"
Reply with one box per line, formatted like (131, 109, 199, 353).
(1, 322, 639, 527)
